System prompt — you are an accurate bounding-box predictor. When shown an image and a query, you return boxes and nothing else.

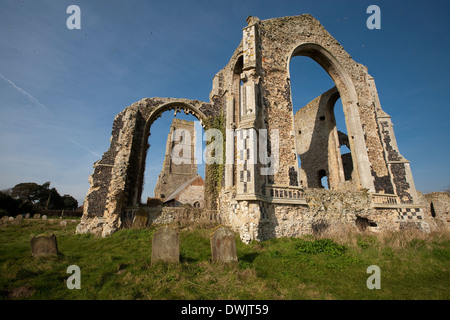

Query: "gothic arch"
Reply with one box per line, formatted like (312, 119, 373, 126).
(77, 97, 213, 237)
(287, 42, 374, 192)
(146, 101, 208, 128)
(132, 100, 209, 207)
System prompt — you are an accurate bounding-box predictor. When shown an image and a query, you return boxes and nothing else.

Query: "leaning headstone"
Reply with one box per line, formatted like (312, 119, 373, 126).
(210, 227, 238, 263)
(30, 234, 58, 257)
(41, 215, 48, 220)
(33, 213, 41, 219)
(11, 215, 23, 225)
(151, 226, 179, 265)
(132, 208, 148, 229)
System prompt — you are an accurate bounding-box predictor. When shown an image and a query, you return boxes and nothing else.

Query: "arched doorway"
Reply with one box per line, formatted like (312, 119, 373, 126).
(140, 111, 205, 203)
(132, 101, 208, 207)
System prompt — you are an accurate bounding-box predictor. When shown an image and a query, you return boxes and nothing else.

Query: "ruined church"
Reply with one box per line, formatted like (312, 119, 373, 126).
(76, 14, 442, 242)
(152, 118, 204, 208)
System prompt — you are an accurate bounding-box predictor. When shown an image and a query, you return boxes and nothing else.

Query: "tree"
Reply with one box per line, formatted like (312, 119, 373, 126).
(10, 182, 52, 206)
(5, 182, 79, 213)
(45, 188, 65, 210)
(62, 195, 78, 210)
(0, 191, 19, 216)
(0, 191, 33, 216)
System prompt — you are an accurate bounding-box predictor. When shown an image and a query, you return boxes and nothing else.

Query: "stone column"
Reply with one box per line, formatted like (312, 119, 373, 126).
(225, 97, 235, 188)
(236, 21, 262, 199)
(236, 128, 258, 197)
(243, 24, 257, 70)
(370, 77, 419, 204)
(102, 107, 139, 237)
(345, 100, 375, 193)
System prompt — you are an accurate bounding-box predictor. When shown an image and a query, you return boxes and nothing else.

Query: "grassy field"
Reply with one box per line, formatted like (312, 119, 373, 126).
(0, 218, 449, 300)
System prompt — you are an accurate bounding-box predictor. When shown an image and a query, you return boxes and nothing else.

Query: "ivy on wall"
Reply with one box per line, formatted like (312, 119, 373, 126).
(204, 113, 225, 210)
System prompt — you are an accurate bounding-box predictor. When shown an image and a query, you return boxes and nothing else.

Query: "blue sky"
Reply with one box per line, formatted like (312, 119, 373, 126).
(0, 0, 449, 205)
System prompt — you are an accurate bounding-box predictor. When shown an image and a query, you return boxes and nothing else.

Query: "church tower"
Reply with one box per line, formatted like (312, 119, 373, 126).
(153, 118, 198, 199)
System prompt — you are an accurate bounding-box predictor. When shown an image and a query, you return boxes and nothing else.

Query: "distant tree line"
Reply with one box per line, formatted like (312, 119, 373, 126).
(0, 182, 78, 217)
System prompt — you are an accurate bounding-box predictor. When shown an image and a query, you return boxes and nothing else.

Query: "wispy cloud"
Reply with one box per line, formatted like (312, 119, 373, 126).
(0, 72, 104, 159)
(0, 72, 54, 116)
(67, 138, 101, 158)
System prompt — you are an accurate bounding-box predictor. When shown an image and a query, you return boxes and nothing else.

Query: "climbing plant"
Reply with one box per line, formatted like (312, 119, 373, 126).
(204, 113, 225, 210)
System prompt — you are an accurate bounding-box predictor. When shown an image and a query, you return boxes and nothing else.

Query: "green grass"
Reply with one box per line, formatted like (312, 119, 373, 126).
(0, 219, 449, 300)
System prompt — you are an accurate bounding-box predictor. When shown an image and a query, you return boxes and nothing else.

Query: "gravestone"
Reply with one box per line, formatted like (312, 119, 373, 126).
(151, 226, 179, 265)
(8, 217, 13, 222)
(11, 215, 23, 225)
(24, 213, 30, 219)
(132, 208, 148, 229)
(33, 214, 41, 219)
(42, 215, 48, 220)
(30, 234, 58, 257)
(1, 216, 8, 224)
(60, 221, 67, 226)
(210, 227, 238, 263)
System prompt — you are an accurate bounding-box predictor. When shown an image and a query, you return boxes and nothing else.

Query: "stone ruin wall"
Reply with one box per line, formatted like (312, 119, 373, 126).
(77, 97, 219, 237)
(421, 192, 450, 229)
(210, 15, 432, 243)
(135, 206, 219, 228)
(219, 187, 441, 244)
(293, 86, 354, 189)
(257, 15, 393, 194)
(77, 14, 448, 242)
(173, 181, 205, 208)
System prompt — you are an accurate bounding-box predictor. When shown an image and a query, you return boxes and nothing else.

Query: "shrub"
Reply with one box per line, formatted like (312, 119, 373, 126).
(357, 240, 370, 250)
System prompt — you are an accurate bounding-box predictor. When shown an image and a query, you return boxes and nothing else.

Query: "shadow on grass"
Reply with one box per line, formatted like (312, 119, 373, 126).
(180, 255, 197, 263)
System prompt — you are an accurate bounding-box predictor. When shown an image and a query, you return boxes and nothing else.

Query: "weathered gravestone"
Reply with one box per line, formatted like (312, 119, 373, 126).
(210, 227, 238, 263)
(41, 215, 48, 220)
(24, 213, 30, 219)
(1, 216, 8, 224)
(30, 234, 58, 257)
(33, 213, 41, 219)
(11, 215, 23, 225)
(132, 208, 148, 229)
(151, 226, 179, 265)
